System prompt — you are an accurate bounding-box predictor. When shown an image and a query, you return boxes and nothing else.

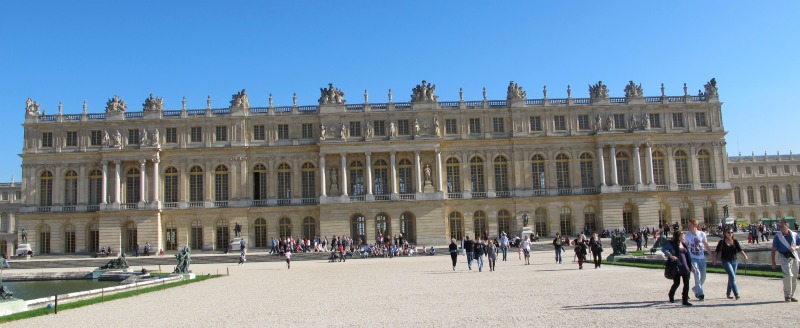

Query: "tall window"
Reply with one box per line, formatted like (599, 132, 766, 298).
(492, 117, 505, 133)
(648, 113, 661, 128)
(128, 129, 140, 145)
(623, 204, 636, 232)
(88, 221, 99, 253)
(277, 124, 289, 140)
(698, 150, 712, 183)
(703, 200, 716, 223)
(445, 119, 457, 135)
(191, 220, 203, 250)
(695, 112, 707, 127)
(303, 217, 316, 238)
(0, 213, 7, 232)
(277, 163, 292, 199)
(613, 114, 626, 130)
(374, 120, 386, 136)
(189, 166, 204, 202)
(375, 213, 390, 239)
(786, 185, 795, 203)
(279, 218, 292, 239)
(470, 157, 485, 192)
(124, 221, 137, 252)
(39, 224, 51, 254)
(759, 185, 768, 204)
(126, 168, 141, 204)
(584, 206, 597, 232)
(215, 219, 229, 250)
(534, 208, 548, 236)
(449, 211, 464, 240)
(746, 186, 755, 204)
(90, 130, 103, 146)
(674, 150, 689, 185)
(66, 131, 78, 147)
(556, 154, 570, 188)
(166, 127, 177, 143)
(165, 221, 177, 251)
(214, 165, 229, 201)
(215, 126, 228, 142)
(351, 215, 366, 244)
(554, 115, 566, 131)
(164, 167, 178, 203)
(579, 153, 594, 187)
(88, 169, 103, 205)
(494, 156, 509, 192)
(42, 132, 53, 148)
(254, 218, 267, 248)
(446, 158, 461, 193)
(616, 152, 631, 185)
(672, 113, 684, 127)
(253, 125, 265, 141)
(733, 187, 743, 205)
(302, 123, 313, 139)
(64, 170, 78, 206)
(773, 185, 782, 203)
(473, 211, 487, 239)
(349, 161, 365, 196)
(397, 119, 410, 135)
(469, 118, 481, 134)
(497, 210, 511, 236)
(40, 171, 53, 206)
(530, 116, 542, 132)
(400, 212, 416, 243)
(531, 155, 545, 189)
(680, 201, 692, 228)
(190, 127, 202, 143)
(577, 114, 590, 130)
(652, 151, 666, 185)
(301, 163, 316, 198)
(398, 159, 414, 194)
(349, 121, 361, 137)
(559, 207, 572, 236)
(659, 202, 670, 226)
(64, 223, 76, 253)
(373, 160, 388, 195)
(253, 164, 267, 200)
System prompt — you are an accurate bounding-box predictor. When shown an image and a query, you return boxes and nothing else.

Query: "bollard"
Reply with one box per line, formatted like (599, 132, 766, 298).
(54, 295, 58, 314)
(102, 287, 104, 301)
(159, 265, 162, 272)
(227, 267, 230, 276)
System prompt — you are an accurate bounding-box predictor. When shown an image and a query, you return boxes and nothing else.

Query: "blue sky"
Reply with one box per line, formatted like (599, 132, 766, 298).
(1, 1, 798, 181)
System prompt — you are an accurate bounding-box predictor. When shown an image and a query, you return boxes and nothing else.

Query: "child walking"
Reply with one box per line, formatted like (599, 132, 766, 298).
(285, 249, 292, 269)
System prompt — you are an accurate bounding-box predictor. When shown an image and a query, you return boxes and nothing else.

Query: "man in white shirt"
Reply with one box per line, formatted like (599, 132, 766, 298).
(685, 218, 715, 301)
(500, 232, 510, 261)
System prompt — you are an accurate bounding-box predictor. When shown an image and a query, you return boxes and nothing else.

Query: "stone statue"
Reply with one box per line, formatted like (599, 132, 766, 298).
(364, 89, 368, 103)
(20, 228, 26, 243)
(269, 93, 274, 107)
(506, 81, 526, 100)
(113, 130, 122, 148)
(207, 95, 212, 109)
(411, 80, 438, 102)
(606, 115, 614, 131)
(99, 252, 129, 270)
(703, 78, 718, 96)
(230, 89, 250, 109)
(683, 83, 688, 96)
(152, 128, 160, 146)
(594, 115, 602, 132)
(330, 168, 338, 186)
(182, 96, 187, 110)
(483, 87, 487, 100)
(433, 116, 441, 137)
(588, 81, 609, 99)
(459, 88, 464, 101)
(173, 246, 192, 274)
(340, 123, 347, 140)
(610, 231, 628, 256)
(651, 233, 668, 254)
(543, 85, 548, 98)
(424, 164, 432, 183)
(623, 81, 643, 98)
(234, 223, 242, 237)
(24, 98, 41, 116)
(83, 100, 87, 114)
(318, 83, 346, 105)
(522, 213, 529, 227)
(143, 93, 164, 111)
(58, 102, 63, 115)
(389, 121, 397, 137)
(388, 89, 392, 103)
(365, 122, 374, 138)
(319, 124, 327, 141)
(643, 114, 650, 130)
(103, 130, 111, 147)
(629, 115, 638, 130)
(567, 85, 572, 98)
(105, 95, 127, 113)
(293, 92, 297, 106)
(660, 83, 665, 97)
(141, 129, 149, 146)
(0, 285, 14, 301)
(413, 119, 420, 136)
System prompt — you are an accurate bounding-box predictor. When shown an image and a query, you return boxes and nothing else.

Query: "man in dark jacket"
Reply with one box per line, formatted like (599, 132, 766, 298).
(464, 236, 474, 270)
(473, 237, 486, 272)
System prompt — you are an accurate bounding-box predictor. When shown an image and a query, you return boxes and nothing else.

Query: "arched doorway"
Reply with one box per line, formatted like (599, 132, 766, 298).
(351, 214, 366, 244)
(215, 219, 229, 250)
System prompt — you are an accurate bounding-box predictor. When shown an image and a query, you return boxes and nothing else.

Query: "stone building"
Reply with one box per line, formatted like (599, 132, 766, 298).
(0, 181, 21, 257)
(16, 79, 732, 255)
(728, 153, 800, 222)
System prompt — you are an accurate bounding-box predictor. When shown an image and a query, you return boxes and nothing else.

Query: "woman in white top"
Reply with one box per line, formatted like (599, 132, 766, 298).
(522, 236, 532, 265)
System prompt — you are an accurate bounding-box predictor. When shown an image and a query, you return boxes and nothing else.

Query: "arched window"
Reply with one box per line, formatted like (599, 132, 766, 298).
(652, 151, 666, 185)
(301, 163, 316, 199)
(279, 218, 292, 239)
(470, 157, 485, 193)
(534, 207, 548, 236)
(277, 163, 292, 199)
(680, 200, 692, 229)
(191, 220, 203, 250)
(763, 211, 770, 219)
(126, 168, 141, 204)
(674, 150, 689, 185)
(253, 164, 268, 200)
(759, 185, 769, 204)
(398, 159, 413, 194)
(494, 156, 509, 192)
(579, 153, 594, 187)
(39, 224, 51, 254)
(400, 212, 416, 244)
(349, 161, 365, 196)
(375, 213, 390, 242)
(584, 206, 597, 232)
(746, 186, 755, 205)
(214, 165, 229, 201)
(64, 170, 78, 206)
(87, 221, 99, 253)
(303, 216, 316, 238)
(623, 203, 637, 233)
(189, 166, 204, 203)
(165, 220, 177, 251)
(88, 169, 103, 205)
(373, 159, 388, 195)
(749, 212, 756, 222)
(64, 223, 76, 253)
(659, 202, 671, 227)
(449, 211, 464, 240)
(124, 221, 137, 252)
(556, 154, 570, 189)
(616, 152, 631, 186)
(215, 219, 229, 250)
(40, 170, 53, 206)
(254, 218, 267, 248)
(559, 207, 572, 236)
(351, 214, 366, 244)
(773, 185, 782, 204)
(703, 200, 716, 223)
(787, 185, 795, 203)
(733, 187, 743, 205)
(497, 209, 511, 236)
(531, 154, 545, 189)
(473, 210, 487, 239)
(445, 158, 461, 193)
(697, 150, 712, 183)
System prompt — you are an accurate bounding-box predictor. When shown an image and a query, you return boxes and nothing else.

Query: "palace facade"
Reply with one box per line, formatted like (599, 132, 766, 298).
(728, 153, 800, 222)
(16, 79, 733, 255)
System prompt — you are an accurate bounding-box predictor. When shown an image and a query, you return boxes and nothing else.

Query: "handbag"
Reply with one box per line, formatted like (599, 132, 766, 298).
(664, 258, 678, 280)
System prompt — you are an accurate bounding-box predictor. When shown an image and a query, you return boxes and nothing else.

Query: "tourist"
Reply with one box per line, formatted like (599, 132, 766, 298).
(2, 254, 10, 269)
(574, 235, 588, 270)
(713, 228, 748, 300)
(667, 231, 695, 306)
(448, 239, 458, 270)
(771, 219, 800, 302)
(238, 252, 246, 266)
(285, 248, 292, 269)
(474, 237, 486, 272)
(134, 243, 140, 257)
(464, 235, 474, 270)
(486, 238, 498, 271)
(686, 218, 714, 301)
(588, 232, 603, 269)
(521, 236, 531, 265)
(553, 233, 563, 264)
(499, 232, 509, 261)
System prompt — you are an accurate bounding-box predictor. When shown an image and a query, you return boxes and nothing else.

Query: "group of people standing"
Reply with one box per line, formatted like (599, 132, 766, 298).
(449, 235, 500, 272)
(552, 232, 604, 269)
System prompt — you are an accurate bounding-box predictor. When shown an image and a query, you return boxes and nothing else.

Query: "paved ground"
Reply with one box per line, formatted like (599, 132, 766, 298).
(2, 247, 797, 327)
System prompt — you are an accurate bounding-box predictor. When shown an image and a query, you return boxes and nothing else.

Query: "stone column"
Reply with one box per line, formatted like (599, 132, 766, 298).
(689, 145, 701, 189)
(78, 165, 87, 204)
(152, 158, 160, 202)
(666, 146, 676, 187)
(113, 160, 121, 204)
(645, 143, 654, 185)
(414, 151, 422, 193)
(435, 148, 443, 192)
(390, 151, 398, 195)
(365, 152, 373, 195)
(101, 161, 108, 204)
(609, 144, 618, 186)
(139, 159, 147, 203)
(597, 146, 606, 187)
(633, 144, 643, 186)
(340, 153, 348, 196)
(319, 155, 327, 197)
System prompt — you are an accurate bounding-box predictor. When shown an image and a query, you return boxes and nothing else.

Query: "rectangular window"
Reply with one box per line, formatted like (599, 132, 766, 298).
(672, 113, 684, 127)
(128, 129, 140, 145)
(397, 119, 410, 135)
(648, 113, 661, 128)
(277, 124, 289, 140)
(190, 127, 202, 143)
(772, 166, 778, 174)
(65, 131, 78, 147)
(785, 165, 791, 174)
(732, 167, 739, 175)
(758, 166, 765, 175)
(215, 126, 227, 142)
(445, 119, 457, 135)
(613, 114, 626, 130)
(469, 118, 481, 134)
(302, 123, 313, 139)
(797, 164, 800, 172)
(695, 112, 707, 127)
(554, 115, 566, 131)
(492, 117, 504, 133)
(349, 121, 362, 137)
(577, 114, 590, 130)
(530, 116, 542, 132)
(1, 192, 7, 201)
(745, 167, 752, 175)
(253, 125, 265, 141)
(166, 127, 177, 143)
(373, 120, 386, 136)
(42, 132, 53, 147)
(90, 130, 103, 146)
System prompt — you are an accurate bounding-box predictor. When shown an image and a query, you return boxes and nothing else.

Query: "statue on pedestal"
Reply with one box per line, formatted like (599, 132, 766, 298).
(105, 95, 127, 113)
(20, 228, 27, 243)
(624, 81, 643, 98)
(173, 246, 192, 274)
(506, 81, 526, 100)
(589, 81, 609, 99)
(113, 130, 122, 149)
(230, 89, 250, 109)
(411, 80, 438, 102)
(99, 252, 129, 270)
(143, 93, 164, 111)
(522, 213, 529, 227)
(319, 124, 327, 141)
(318, 83, 346, 105)
(25, 98, 40, 116)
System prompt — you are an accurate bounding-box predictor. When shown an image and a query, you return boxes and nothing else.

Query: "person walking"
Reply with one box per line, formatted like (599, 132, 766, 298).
(685, 218, 714, 301)
(713, 228, 748, 300)
(574, 235, 588, 270)
(448, 239, 459, 271)
(285, 248, 292, 269)
(522, 236, 531, 265)
(666, 231, 695, 306)
(464, 236, 475, 270)
(771, 219, 800, 302)
(2, 254, 10, 269)
(553, 233, 563, 264)
(588, 232, 603, 269)
(499, 232, 509, 261)
(473, 237, 486, 272)
(486, 239, 498, 271)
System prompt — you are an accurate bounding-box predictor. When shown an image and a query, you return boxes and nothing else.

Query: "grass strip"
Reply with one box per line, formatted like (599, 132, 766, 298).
(604, 261, 783, 278)
(0, 274, 220, 324)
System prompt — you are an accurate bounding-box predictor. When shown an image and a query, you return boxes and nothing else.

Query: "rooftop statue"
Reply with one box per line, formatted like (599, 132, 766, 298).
(173, 246, 192, 274)
(623, 80, 643, 98)
(105, 95, 127, 113)
(506, 81, 526, 100)
(319, 83, 345, 105)
(411, 80, 438, 102)
(99, 252, 129, 270)
(703, 78, 718, 96)
(113, 130, 122, 149)
(25, 98, 41, 116)
(230, 89, 250, 109)
(142, 93, 164, 111)
(588, 81, 609, 99)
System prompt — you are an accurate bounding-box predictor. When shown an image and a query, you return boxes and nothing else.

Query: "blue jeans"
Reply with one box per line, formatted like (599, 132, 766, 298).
(501, 247, 508, 261)
(466, 252, 474, 269)
(721, 260, 739, 297)
(690, 258, 707, 297)
(555, 248, 562, 263)
(475, 255, 484, 271)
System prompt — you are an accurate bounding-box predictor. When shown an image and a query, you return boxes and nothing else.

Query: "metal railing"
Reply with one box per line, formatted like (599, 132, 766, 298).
(301, 198, 318, 205)
(677, 184, 692, 191)
(700, 183, 715, 190)
(558, 188, 573, 195)
(123, 203, 138, 209)
(656, 185, 669, 191)
(472, 192, 487, 198)
(86, 205, 100, 212)
(62, 206, 76, 212)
